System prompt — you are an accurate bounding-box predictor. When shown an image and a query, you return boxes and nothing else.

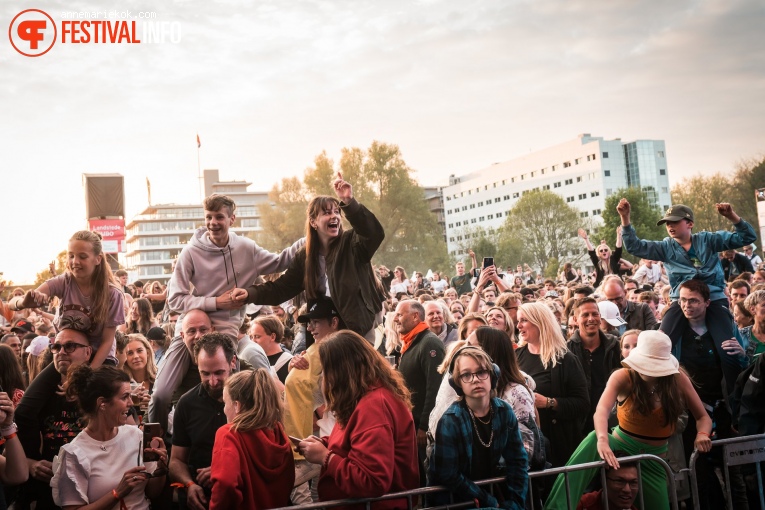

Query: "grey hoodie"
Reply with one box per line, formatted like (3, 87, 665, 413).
(167, 227, 304, 339)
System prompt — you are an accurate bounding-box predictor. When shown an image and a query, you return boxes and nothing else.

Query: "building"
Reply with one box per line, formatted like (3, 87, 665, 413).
(442, 134, 670, 257)
(124, 170, 268, 282)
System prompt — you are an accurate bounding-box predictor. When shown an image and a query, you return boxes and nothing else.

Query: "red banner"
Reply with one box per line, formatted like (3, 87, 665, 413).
(88, 219, 126, 241)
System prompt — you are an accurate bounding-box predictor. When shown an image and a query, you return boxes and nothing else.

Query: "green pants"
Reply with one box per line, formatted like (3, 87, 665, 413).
(544, 427, 669, 510)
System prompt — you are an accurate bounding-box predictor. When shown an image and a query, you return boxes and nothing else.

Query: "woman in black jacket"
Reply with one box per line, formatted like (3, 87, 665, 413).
(515, 302, 589, 468)
(233, 173, 386, 341)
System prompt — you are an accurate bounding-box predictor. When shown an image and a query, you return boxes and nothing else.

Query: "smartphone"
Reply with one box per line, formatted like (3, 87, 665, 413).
(288, 435, 303, 446)
(142, 423, 162, 462)
(483, 257, 494, 269)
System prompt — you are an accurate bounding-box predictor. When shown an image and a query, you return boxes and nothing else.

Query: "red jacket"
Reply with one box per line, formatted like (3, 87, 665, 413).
(319, 385, 419, 509)
(210, 422, 295, 510)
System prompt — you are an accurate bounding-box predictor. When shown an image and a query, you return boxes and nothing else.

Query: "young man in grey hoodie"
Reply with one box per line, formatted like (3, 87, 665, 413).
(148, 194, 304, 431)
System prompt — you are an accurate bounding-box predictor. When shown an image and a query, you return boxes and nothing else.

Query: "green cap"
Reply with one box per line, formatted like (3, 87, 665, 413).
(657, 205, 694, 225)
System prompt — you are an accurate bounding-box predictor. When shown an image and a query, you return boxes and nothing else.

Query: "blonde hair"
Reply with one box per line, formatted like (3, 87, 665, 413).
(123, 334, 157, 384)
(438, 339, 467, 374)
(225, 369, 282, 432)
(383, 311, 402, 355)
(518, 302, 568, 369)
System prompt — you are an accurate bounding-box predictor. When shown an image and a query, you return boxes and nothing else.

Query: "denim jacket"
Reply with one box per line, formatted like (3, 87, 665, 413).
(621, 220, 756, 302)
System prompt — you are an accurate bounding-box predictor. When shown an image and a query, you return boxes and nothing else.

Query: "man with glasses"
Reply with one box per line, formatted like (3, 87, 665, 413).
(15, 328, 92, 510)
(576, 452, 640, 510)
(602, 277, 657, 333)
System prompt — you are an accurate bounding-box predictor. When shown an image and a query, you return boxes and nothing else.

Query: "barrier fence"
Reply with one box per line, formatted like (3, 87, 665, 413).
(272, 453, 678, 510)
(688, 433, 765, 510)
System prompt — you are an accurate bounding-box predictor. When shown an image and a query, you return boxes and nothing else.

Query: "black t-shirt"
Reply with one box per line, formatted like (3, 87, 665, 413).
(516, 348, 552, 398)
(451, 274, 473, 297)
(680, 329, 723, 404)
(469, 406, 494, 481)
(172, 383, 227, 476)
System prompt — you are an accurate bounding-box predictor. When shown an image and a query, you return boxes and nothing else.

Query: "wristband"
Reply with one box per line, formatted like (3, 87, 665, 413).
(696, 431, 710, 437)
(112, 489, 121, 500)
(1, 422, 18, 436)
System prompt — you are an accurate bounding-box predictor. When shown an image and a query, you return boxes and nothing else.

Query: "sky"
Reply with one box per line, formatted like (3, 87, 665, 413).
(2, 0, 764, 283)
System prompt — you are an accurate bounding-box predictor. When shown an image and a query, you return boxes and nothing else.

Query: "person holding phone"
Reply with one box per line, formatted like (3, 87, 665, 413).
(209, 369, 294, 509)
(50, 364, 168, 510)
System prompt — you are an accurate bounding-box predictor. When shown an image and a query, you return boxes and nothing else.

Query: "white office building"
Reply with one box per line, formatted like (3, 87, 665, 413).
(442, 134, 670, 257)
(124, 170, 268, 282)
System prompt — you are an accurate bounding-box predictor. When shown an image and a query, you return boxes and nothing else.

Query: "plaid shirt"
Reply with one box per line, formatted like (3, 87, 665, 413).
(428, 398, 528, 509)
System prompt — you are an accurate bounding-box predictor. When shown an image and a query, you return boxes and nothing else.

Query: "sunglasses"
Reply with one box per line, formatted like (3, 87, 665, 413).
(49, 342, 90, 354)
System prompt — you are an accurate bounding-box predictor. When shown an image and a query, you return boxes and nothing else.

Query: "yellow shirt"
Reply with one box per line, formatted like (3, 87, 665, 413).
(282, 343, 323, 460)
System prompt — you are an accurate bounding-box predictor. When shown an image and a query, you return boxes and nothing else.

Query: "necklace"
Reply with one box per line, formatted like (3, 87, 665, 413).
(468, 406, 494, 447)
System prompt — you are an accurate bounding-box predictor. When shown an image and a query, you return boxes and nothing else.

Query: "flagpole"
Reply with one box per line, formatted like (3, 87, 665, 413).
(197, 133, 202, 202)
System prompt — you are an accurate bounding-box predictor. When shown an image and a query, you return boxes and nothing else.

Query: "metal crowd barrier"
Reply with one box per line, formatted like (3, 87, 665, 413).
(272, 453, 677, 510)
(688, 432, 765, 510)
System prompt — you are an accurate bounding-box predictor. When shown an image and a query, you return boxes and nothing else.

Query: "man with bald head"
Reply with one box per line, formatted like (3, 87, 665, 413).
(15, 328, 92, 510)
(602, 278, 658, 332)
(395, 299, 444, 485)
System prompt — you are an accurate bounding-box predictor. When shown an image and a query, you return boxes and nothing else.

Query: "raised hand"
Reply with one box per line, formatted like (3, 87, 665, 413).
(616, 198, 630, 218)
(332, 172, 353, 203)
(577, 228, 588, 239)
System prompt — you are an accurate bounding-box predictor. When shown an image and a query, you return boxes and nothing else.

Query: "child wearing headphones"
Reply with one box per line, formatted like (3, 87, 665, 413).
(428, 346, 528, 510)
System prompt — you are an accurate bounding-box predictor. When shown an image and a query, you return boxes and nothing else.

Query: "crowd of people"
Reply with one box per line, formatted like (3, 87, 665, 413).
(1, 176, 765, 510)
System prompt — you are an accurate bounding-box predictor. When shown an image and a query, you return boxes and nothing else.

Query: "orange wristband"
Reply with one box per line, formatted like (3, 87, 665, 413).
(112, 489, 120, 500)
(696, 431, 710, 437)
(2, 433, 16, 441)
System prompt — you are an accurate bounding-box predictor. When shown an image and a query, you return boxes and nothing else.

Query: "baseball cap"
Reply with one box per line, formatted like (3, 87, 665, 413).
(26, 335, 51, 356)
(657, 205, 694, 225)
(297, 297, 340, 323)
(11, 319, 35, 335)
(598, 301, 627, 327)
(146, 327, 166, 342)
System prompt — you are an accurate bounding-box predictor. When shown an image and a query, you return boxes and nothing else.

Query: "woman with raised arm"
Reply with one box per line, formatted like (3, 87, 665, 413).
(578, 227, 625, 289)
(233, 173, 387, 342)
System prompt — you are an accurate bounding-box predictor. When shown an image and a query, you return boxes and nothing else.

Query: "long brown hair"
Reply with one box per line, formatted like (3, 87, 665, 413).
(473, 326, 528, 395)
(127, 298, 154, 335)
(626, 368, 685, 427)
(304, 196, 343, 300)
(68, 231, 121, 327)
(225, 369, 282, 432)
(319, 330, 412, 427)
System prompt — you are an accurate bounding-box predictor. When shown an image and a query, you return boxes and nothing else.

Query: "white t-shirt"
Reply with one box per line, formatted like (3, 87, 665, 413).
(390, 279, 410, 295)
(52, 425, 156, 510)
(430, 279, 448, 294)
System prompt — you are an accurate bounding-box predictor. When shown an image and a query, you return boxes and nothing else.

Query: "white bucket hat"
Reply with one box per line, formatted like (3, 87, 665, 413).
(621, 330, 679, 377)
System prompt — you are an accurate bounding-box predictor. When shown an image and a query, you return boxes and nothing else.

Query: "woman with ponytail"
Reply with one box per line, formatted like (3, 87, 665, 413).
(13, 231, 125, 367)
(210, 368, 294, 510)
(50, 364, 168, 510)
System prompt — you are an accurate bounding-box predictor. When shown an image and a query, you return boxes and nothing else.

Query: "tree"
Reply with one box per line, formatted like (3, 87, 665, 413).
(599, 187, 665, 261)
(730, 157, 765, 248)
(256, 177, 308, 251)
(33, 250, 67, 287)
(671, 174, 734, 233)
(500, 190, 585, 274)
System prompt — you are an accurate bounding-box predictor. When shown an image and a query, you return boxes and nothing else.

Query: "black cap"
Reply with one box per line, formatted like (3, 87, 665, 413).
(146, 327, 166, 341)
(657, 205, 694, 225)
(11, 319, 35, 335)
(297, 297, 340, 323)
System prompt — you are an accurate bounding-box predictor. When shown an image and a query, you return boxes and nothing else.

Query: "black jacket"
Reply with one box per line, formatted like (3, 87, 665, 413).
(721, 253, 754, 281)
(245, 198, 387, 336)
(621, 301, 659, 331)
(397, 327, 445, 431)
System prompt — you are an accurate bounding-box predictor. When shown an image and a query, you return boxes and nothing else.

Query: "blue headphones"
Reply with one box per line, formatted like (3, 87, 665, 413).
(447, 346, 500, 396)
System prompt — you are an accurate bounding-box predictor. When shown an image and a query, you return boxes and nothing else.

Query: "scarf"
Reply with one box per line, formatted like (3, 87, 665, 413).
(400, 321, 429, 356)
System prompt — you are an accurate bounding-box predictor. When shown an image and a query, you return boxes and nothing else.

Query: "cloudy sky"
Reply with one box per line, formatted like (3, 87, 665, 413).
(2, 0, 763, 283)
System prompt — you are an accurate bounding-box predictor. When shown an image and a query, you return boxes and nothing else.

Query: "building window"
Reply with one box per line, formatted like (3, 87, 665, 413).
(565, 179, 573, 185)
(580, 211, 589, 218)
(456, 221, 461, 226)
(449, 237, 455, 242)
(577, 176, 583, 182)
(484, 185, 488, 191)
(563, 161, 571, 168)
(575, 158, 582, 165)
(470, 204, 475, 209)
(511, 177, 515, 183)
(521, 174, 526, 180)
(446, 196, 451, 201)
(662, 187, 668, 193)
(604, 170, 611, 177)
(479, 216, 485, 221)
(503, 195, 510, 200)
(462, 206, 467, 211)
(531, 171, 536, 177)
(457, 236, 463, 241)
(578, 193, 586, 200)
(602, 152, 609, 158)
(476, 188, 480, 193)
(513, 192, 520, 198)
(593, 209, 602, 216)
(541, 168, 546, 174)
(502, 179, 507, 185)
(590, 191, 600, 197)
(554, 182, 561, 188)
(478, 201, 483, 206)
(543, 184, 550, 190)
(552, 165, 557, 171)
(660, 169, 666, 175)
(592, 153, 596, 160)
(448, 223, 453, 228)
(496, 212, 502, 217)
(493, 182, 497, 188)
(494, 198, 500, 203)
(471, 218, 477, 223)
(566, 196, 575, 203)
(658, 151, 665, 158)
(488, 214, 494, 219)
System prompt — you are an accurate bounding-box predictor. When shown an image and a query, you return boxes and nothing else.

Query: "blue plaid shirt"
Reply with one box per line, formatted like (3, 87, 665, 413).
(428, 398, 528, 509)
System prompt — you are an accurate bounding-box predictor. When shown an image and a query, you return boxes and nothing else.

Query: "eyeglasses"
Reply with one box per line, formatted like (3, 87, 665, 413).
(49, 342, 90, 354)
(458, 369, 490, 384)
(679, 298, 703, 306)
(606, 477, 640, 489)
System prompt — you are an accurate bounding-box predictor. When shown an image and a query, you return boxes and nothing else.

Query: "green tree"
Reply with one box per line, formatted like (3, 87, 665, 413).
(671, 174, 733, 233)
(256, 177, 308, 251)
(599, 187, 665, 261)
(500, 190, 585, 274)
(33, 250, 67, 286)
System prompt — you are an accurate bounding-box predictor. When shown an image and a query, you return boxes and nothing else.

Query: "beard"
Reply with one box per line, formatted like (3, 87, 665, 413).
(203, 382, 224, 400)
